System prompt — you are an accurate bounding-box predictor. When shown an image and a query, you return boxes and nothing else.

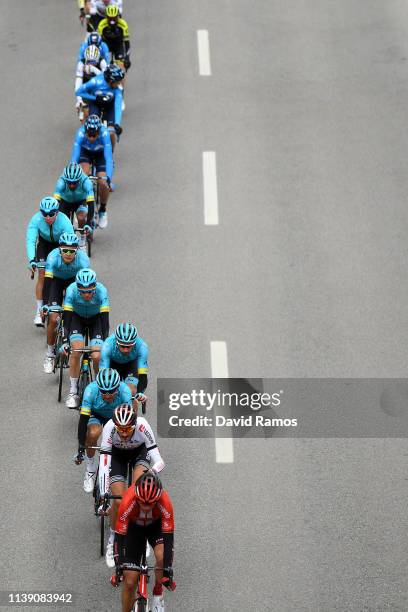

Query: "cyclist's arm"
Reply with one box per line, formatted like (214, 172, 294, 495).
(42, 256, 55, 305)
(78, 411, 90, 448)
(100, 312, 109, 339)
(102, 131, 113, 180)
(71, 130, 84, 163)
(75, 62, 84, 96)
(26, 214, 39, 263)
(98, 421, 114, 495)
(160, 493, 175, 569)
(136, 343, 149, 393)
(99, 340, 111, 369)
(101, 42, 110, 62)
(62, 289, 74, 338)
(75, 78, 97, 101)
(78, 0, 85, 8)
(113, 87, 123, 127)
(137, 418, 165, 472)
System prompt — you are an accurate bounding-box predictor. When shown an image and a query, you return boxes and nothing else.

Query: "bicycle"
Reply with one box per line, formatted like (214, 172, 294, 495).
(52, 310, 68, 403)
(59, 328, 100, 407)
(90, 446, 132, 557)
(67, 208, 92, 258)
(88, 174, 108, 230)
(111, 558, 176, 612)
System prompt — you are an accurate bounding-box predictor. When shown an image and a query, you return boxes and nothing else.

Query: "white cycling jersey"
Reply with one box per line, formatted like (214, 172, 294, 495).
(88, 0, 123, 16)
(98, 417, 164, 495)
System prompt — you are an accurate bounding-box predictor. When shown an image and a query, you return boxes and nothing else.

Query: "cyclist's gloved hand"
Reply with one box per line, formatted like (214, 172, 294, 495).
(134, 392, 147, 403)
(79, 8, 85, 21)
(83, 224, 93, 235)
(162, 568, 176, 591)
(74, 446, 86, 465)
(113, 124, 122, 136)
(124, 57, 131, 70)
(29, 260, 37, 272)
(105, 176, 111, 188)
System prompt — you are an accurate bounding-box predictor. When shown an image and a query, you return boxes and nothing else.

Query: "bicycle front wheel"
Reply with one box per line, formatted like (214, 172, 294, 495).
(135, 598, 147, 612)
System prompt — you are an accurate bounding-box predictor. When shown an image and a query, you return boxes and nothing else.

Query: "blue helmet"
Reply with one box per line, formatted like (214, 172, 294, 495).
(96, 368, 120, 393)
(63, 162, 83, 184)
(76, 268, 97, 288)
(115, 323, 138, 346)
(104, 64, 124, 84)
(39, 196, 59, 214)
(59, 232, 80, 247)
(84, 114, 101, 134)
(87, 32, 102, 47)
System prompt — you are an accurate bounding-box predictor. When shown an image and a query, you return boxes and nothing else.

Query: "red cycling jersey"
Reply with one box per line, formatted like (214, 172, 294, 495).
(115, 486, 174, 535)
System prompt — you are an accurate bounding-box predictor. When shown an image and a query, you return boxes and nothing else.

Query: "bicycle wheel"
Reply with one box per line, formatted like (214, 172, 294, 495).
(77, 368, 90, 407)
(58, 358, 64, 402)
(87, 233, 92, 258)
(135, 598, 147, 612)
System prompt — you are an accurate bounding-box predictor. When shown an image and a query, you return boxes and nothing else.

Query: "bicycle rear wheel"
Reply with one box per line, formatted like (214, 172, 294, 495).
(135, 599, 147, 612)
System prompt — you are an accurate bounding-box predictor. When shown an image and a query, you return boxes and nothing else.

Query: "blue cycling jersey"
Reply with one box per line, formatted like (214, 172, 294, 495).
(26, 212, 74, 263)
(77, 41, 110, 64)
(100, 335, 149, 372)
(71, 125, 113, 180)
(64, 281, 110, 318)
(80, 380, 132, 419)
(75, 73, 123, 126)
(45, 248, 90, 281)
(54, 174, 94, 204)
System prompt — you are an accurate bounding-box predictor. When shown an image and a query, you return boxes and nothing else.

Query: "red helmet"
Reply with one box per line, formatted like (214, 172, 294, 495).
(135, 471, 163, 504)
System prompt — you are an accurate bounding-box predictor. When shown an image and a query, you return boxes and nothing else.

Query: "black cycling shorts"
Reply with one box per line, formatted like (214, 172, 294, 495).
(36, 235, 58, 268)
(69, 312, 103, 345)
(123, 520, 163, 570)
(110, 359, 138, 383)
(79, 148, 107, 172)
(58, 199, 88, 218)
(47, 277, 73, 310)
(110, 446, 150, 485)
(88, 101, 115, 127)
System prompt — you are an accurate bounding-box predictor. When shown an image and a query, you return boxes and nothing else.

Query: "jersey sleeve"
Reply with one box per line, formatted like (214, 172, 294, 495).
(75, 77, 97, 100)
(101, 42, 110, 62)
(100, 338, 112, 369)
(159, 492, 175, 533)
(44, 250, 56, 278)
(99, 285, 110, 313)
(113, 87, 123, 126)
(83, 177, 95, 203)
(80, 383, 94, 416)
(53, 178, 64, 201)
(26, 213, 39, 262)
(137, 342, 149, 375)
(102, 130, 114, 179)
(63, 284, 75, 313)
(119, 18, 129, 40)
(115, 487, 138, 535)
(71, 129, 84, 163)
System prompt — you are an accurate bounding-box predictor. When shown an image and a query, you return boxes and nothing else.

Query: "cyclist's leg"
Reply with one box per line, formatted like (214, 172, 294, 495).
(122, 523, 146, 612)
(79, 147, 92, 176)
(46, 278, 66, 346)
(34, 237, 56, 324)
(89, 315, 104, 372)
(75, 199, 88, 229)
(111, 360, 138, 403)
(68, 313, 86, 396)
(85, 422, 102, 461)
(148, 523, 165, 600)
(131, 453, 150, 485)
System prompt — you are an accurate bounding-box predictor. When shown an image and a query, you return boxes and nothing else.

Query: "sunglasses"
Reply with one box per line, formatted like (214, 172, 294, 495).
(60, 248, 77, 255)
(101, 388, 119, 396)
(41, 210, 57, 218)
(117, 425, 135, 434)
(67, 181, 79, 187)
(117, 342, 135, 349)
(86, 130, 99, 137)
(78, 287, 96, 294)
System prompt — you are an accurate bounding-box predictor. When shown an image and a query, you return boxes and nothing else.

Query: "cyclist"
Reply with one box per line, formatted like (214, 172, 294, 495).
(79, 1, 123, 30)
(53, 162, 94, 247)
(74, 368, 132, 492)
(62, 268, 110, 407)
(98, 5, 130, 70)
(100, 323, 149, 405)
(75, 45, 108, 117)
(26, 197, 73, 327)
(114, 471, 176, 612)
(42, 233, 90, 373)
(98, 403, 165, 568)
(71, 114, 112, 229)
(75, 64, 124, 151)
(77, 32, 110, 65)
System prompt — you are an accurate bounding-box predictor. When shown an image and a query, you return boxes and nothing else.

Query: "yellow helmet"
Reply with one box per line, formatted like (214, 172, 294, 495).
(106, 5, 119, 18)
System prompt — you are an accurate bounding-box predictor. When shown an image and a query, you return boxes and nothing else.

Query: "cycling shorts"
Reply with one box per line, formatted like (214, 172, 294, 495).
(88, 101, 115, 127)
(36, 235, 58, 269)
(69, 312, 104, 346)
(110, 359, 138, 386)
(58, 199, 88, 217)
(123, 520, 163, 570)
(47, 277, 73, 311)
(88, 414, 111, 427)
(79, 148, 107, 172)
(110, 445, 150, 486)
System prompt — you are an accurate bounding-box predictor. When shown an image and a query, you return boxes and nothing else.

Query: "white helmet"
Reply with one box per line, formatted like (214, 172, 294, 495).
(84, 44, 101, 64)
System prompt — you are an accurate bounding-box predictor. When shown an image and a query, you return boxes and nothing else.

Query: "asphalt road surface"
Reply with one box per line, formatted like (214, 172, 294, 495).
(1, 1, 407, 611)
